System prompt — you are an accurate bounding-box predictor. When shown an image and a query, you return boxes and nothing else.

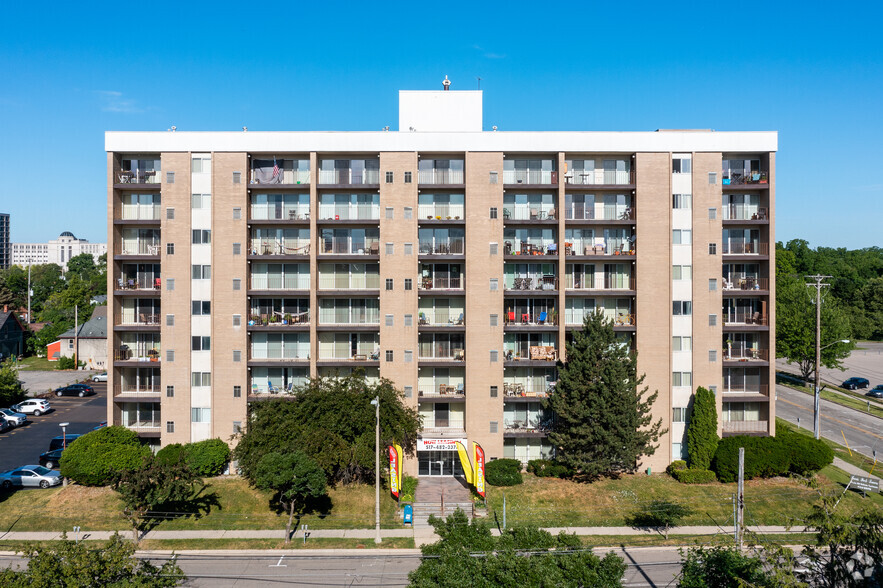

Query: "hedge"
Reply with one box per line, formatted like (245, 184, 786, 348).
(666, 460, 688, 476)
(155, 439, 231, 476)
(59, 426, 151, 486)
(485, 459, 523, 486)
(155, 443, 186, 466)
(711, 433, 832, 483)
(527, 459, 571, 478)
(672, 469, 717, 484)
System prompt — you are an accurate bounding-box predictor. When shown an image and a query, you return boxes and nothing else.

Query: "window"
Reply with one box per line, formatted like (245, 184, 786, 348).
(709, 278, 717, 291)
(233, 350, 241, 362)
(385, 207, 394, 219)
(672, 157, 692, 174)
(490, 421, 498, 433)
(385, 350, 394, 362)
(490, 207, 498, 219)
(233, 421, 242, 434)
(192, 336, 211, 351)
(672, 194, 693, 209)
(708, 171, 717, 185)
(709, 385, 717, 395)
(404, 386, 413, 398)
(166, 385, 175, 398)
(404, 350, 413, 363)
(489, 314, 498, 327)
(404, 171, 412, 183)
(404, 314, 413, 326)
(233, 207, 241, 220)
(386, 278, 394, 291)
(233, 385, 241, 398)
(489, 171, 498, 184)
(192, 300, 211, 315)
(672, 229, 692, 245)
(672, 265, 692, 280)
(191, 372, 211, 386)
(166, 314, 175, 327)
(192, 265, 211, 279)
(708, 243, 717, 255)
(404, 278, 413, 291)
(672, 442, 686, 460)
(191, 158, 211, 173)
(166, 350, 175, 362)
(191, 408, 211, 423)
(709, 314, 717, 326)
(167, 421, 175, 433)
(167, 278, 175, 291)
(489, 278, 498, 291)
(490, 350, 498, 362)
(166, 207, 175, 220)
(386, 243, 394, 255)
(673, 301, 692, 315)
(233, 278, 241, 290)
(709, 350, 717, 362)
(166, 243, 175, 255)
(490, 243, 498, 255)
(385, 314, 394, 327)
(191, 194, 211, 209)
(385, 171, 394, 183)
(404, 207, 413, 220)
(673, 407, 688, 423)
(166, 171, 175, 184)
(672, 372, 692, 386)
(490, 386, 498, 398)
(233, 314, 241, 327)
(672, 336, 692, 351)
(404, 243, 413, 255)
(233, 243, 241, 255)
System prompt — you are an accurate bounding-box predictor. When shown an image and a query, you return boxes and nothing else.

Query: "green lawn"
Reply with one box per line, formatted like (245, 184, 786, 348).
(0, 537, 415, 552)
(14, 356, 58, 371)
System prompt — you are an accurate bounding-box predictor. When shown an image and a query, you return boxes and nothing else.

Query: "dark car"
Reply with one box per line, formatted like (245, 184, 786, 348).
(39, 448, 64, 469)
(49, 434, 82, 451)
(53, 384, 95, 397)
(842, 377, 870, 390)
(866, 385, 883, 399)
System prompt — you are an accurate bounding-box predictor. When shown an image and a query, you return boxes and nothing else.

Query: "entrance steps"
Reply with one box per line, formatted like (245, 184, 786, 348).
(411, 502, 474, 528)
(411, 477, 475, 528)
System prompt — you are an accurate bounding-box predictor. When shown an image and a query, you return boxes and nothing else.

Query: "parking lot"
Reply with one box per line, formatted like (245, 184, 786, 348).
(0, 382, 107, 473)
(777, 341, 883, 391)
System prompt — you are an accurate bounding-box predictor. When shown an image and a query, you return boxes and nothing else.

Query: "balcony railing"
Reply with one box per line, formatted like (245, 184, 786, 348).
(318, 169, 380, 185)
(120, 313, 161, 326)
(317, 275, 379, 290)
(418, 350, 466, 361)
(250, 169, 310, 185)
(249, 312, 310, 326)
(418, 204, 465, 219)
(419, 239, 465, 255)
(724, 348, 769, 361)
(123, 422, 162, 431)
(121, 243, 160, 256)
(418, 169, 465, 184)
(503, 206, 557, 221)
(503, 170, 557, 185)
(722, 171, 769, 186)
(116, 277, 160, 290)
(723, 206, 768, 221)
(318, 311, 380, 325)
(419, 384, 465, 397)
(722, 420, 769, 433)
(318, 204, 380, 220)
(250, 275, 311, 290)
(319, 240, 380, 255)
(114, 348, 160, 362)
(118, 383, 161, 394)
(250, 240, 311, 255)
(117, 171, 160, 184)
(504, 419, 552, 433)
(722, 384, 770, 396)
(121, 205, 161, 220)
(503, 383, 552, 398)
(250, 204, 311, 221)
(420, 276, 463, 290)
(319, 351, 381, 361)
(418, 310, 465, 326)
(724, 312, 768, 326)
(723, 277, 769, 291)
(723, 242, 769, 255)
(564, 169, 634, 185)
(507, 275, 559, 291)
(564, 206, 635, 221)
(563, 242, 635, 256)
(504, 242, 559, 256)
(504, 346, 559, 362)
(504, 311, 557, 326)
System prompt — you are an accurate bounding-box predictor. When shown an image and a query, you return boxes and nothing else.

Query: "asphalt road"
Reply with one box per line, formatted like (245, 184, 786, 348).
(0, 382, 107, 473)
(775, 384, 883, 458)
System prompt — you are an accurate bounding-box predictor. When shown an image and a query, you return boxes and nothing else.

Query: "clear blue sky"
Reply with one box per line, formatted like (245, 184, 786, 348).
(1, 1, 880, 249)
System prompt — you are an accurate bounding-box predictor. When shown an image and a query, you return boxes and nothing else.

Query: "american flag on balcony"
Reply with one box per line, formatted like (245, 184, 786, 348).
(272, 158, 280, 178)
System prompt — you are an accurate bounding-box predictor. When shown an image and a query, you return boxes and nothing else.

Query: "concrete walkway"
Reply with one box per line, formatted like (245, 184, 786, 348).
(832, 457, 882, 484)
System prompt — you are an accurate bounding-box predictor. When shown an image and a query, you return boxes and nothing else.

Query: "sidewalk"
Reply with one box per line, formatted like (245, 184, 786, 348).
(833, 457, 882, 484)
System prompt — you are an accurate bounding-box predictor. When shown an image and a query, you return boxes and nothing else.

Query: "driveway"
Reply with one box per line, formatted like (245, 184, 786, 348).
(16, 370, 100, 398)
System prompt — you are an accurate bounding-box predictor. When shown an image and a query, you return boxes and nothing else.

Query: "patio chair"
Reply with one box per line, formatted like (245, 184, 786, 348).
(127, 279, 136, 289)
(513, 277, 523, 290)
(521, 313, 530, 324)
(522, 277, 533, 290)
(456, 312, 464, 325)
(456, 382, 464, 395)
(507, 311, 515, 324)
(117, 278, 125, 290)
(369, 242, 380, 255)
(530, 208, 538, 220)
(154, 277, 161, 289)
(538, 311, 547, 324)
(419, 312, 427, 325)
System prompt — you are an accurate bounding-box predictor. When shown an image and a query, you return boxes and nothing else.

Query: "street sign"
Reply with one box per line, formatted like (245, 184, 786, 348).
(849, 475, 880, 493)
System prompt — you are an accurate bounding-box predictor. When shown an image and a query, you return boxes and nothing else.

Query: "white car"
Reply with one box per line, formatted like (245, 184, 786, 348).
(0, 408, 27, 427)
(0, 465, 62, 489)
(92, 372, 108, 382)
(11, 399, 52, 416)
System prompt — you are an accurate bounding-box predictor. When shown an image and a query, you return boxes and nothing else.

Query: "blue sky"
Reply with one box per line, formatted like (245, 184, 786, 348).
(1, 1, 881, 248)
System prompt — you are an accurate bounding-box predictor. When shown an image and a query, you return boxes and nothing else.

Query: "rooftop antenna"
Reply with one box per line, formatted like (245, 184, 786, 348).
(443, 75, 451, 91)
(476, 76, 481, 90)
(242, 126, 248, 132)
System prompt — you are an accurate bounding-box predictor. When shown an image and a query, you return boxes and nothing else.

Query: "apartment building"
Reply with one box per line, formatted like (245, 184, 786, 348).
(0, 213, 9, 269)
(106, 87, 776, 475)
(12, 231, 107, 269)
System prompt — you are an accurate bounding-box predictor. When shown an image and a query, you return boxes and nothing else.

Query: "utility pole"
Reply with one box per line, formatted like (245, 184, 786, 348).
(737, 447, 745, 549)
(806, 275, 831, 440)
(371, 396, 381, 544)
(74, 304, 79, 368)
(26, 258, 32, 324)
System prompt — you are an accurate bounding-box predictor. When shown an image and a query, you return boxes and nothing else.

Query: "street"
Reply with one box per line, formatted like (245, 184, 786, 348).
(0, 382, 107, 473)
(775, 384, 883, 458)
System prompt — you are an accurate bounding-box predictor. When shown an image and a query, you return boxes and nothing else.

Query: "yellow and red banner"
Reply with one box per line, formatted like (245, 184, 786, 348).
(473, 442, 486, 498)
(455, 441, 474, 485)
(388, 444, 402, 499)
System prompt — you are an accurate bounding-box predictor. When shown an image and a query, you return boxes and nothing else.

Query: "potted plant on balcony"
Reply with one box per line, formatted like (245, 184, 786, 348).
(147, 349, 159, 362)
(548, 309, 558, 326)
(283, 313, 291, 325)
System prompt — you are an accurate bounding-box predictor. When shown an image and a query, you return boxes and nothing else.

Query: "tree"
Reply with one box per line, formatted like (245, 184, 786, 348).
(545, 311, 665, 480)
(114, 456, 204, 543)
(0, 359, 27, 406)
(678, 544, 801, 588)
(687, 387, 718, 471)
(59, 426, 151, 486)
(0, 532, 184, 586)
(253, 451, 327, 543)
(776, 275, 853, 380)
(233, 372, 420, 484)
(409, 510, 627, 587)
(627, 500, 693, 539)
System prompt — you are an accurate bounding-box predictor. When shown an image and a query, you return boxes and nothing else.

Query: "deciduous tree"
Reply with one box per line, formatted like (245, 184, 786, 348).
(253, 451, 327, 543)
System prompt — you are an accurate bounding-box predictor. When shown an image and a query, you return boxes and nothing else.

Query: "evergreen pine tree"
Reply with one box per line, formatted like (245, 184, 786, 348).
(545, 310, 664, 480)
(686, 386, 719, 470)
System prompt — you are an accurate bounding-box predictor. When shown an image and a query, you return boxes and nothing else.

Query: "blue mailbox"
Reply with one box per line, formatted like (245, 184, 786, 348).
(403, 504, 413, 525)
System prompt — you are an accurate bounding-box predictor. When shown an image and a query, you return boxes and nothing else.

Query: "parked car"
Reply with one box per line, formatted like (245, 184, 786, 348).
(39, 448, 64, 469)
(866, 385, 883, 399)
(0, 419, 11, 434)
(842, 377, 870, 390)
(53, 384, 95, 397)
(0, 408, 27, 427)
(49, 434, 82, 451)
(92, 372, 108, 382)
(11, 399, 52, 416)
(0, 465, 62, 489)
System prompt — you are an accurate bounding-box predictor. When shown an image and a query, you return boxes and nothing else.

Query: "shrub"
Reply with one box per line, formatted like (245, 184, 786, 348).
(711, 432, 830, 483)
(672, 468, 717, 484)
(155, 443, 186, 466)
(400, 475, 418, 503)
(527, 459, 571, 478)
(485, 459, 523, 486)
(779, 431, 833, 475)
(183, 438, 230, 476)
(687, 387, 719, 470)
(59, 426, 151, 486)
(56, 356, 83, 370)
(666, 460, 688, 476)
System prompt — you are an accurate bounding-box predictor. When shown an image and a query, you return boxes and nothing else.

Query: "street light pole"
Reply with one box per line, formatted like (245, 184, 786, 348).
(807, 275, 831, 440)
(370, 396, 381, 544)
(60, 422, 70, 486)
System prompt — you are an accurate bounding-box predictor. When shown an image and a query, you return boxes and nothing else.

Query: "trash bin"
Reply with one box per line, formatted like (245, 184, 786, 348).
(403, 504, 413, 525)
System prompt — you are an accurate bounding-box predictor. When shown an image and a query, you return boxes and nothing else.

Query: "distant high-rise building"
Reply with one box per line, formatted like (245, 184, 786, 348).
(0, 214, 10, 269)
(12, 232, 107, 269)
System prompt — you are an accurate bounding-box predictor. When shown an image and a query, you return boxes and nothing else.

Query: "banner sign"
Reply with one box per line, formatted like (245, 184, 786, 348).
(418, 439, 466, 451)
(388, 445, 401, 499)
(473, 442, 486, 498)
(455, 441, 474, 485)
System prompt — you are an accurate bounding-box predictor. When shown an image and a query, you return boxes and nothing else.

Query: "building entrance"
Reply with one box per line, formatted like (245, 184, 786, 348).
(418, 450, 464, 477)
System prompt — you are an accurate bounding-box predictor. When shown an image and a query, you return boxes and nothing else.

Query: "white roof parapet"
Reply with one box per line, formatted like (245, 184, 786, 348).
(106, 130, 777, 154)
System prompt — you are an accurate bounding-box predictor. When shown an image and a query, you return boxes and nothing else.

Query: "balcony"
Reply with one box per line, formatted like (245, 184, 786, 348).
(419, 237, 465, 257)
(248, 312, 310, 328)
(563, 160, 633, 187)
(250, 272, 311, 292)
(418, 201, 466, 222)
(116, 383, 161, 396)
(420, 265, 463, 291)
(723, 205, 769, 222)
(418, 384, 466, 399)
(502, 195, 557, 223)
(724, 348, 770, 363)
(317, 159, 380, 186)
(418, 309, 465, 327)
(119, 242, 160, 257)
(249, 239, 311, 257)
(565, 310, 636, 329)
(250, 203, 310, 223)
(502, 170, 558, 186)
(120, 204, 161, 222)
(723, 277, 769, 292)
(119, 312, 160, 327)
(504, 346, 558, 364)
(722, 420, 769, 434)
(503, 242, 559, 258)
(722, 171, 769, 187)
(506, 275, 559, 293)
(249, 333, 310, 364)
(418, 162, 464, 185)
(317, 266, 380, 291)
(116, 158, 160, 186)
(723, 311, 768, 326)
(722, 384, 770, 397)
(115, 276, 161, 292)
(723, 242, 770, 256)
(418, 334, 465, 364)
(114, 347, 160, 363)
(250, 158, 310, 185)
